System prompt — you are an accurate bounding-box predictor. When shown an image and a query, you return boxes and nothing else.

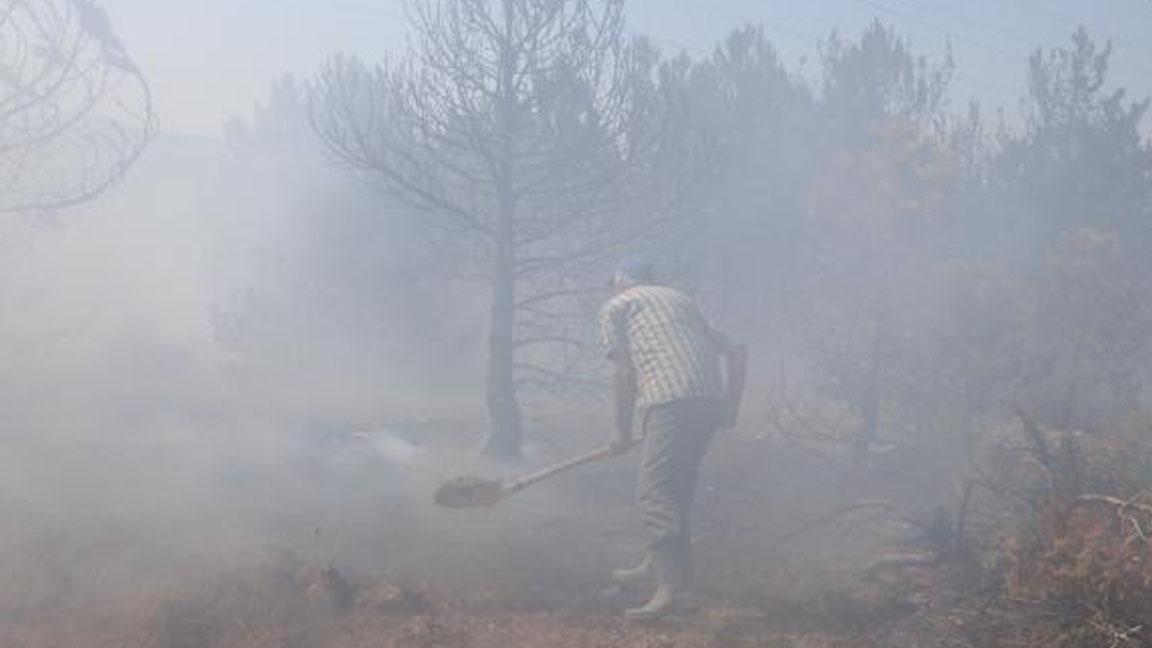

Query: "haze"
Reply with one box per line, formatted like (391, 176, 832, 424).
(102, 0, 1152, 135)
(4, 0, 1152, 645)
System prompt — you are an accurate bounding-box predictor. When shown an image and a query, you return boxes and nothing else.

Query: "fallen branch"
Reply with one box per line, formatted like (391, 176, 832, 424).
(1071, 494, 1152, 517)
(773, 500, 903, 546)
(863, 552, 938, 580)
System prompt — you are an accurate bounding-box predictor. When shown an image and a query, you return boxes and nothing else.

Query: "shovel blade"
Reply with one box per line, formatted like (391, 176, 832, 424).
(433, 475, 508, 508)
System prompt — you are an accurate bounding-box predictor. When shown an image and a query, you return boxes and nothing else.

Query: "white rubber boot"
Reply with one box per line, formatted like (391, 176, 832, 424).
(624, 544, 686, 622)
(612, 554, 652, 585)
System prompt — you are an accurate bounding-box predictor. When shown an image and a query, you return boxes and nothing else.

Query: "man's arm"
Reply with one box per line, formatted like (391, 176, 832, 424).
(719, 340, 748, 429)
(697, 307, 747, 429)
(600, 297, 637, 454)
(611, 353, 638, 454)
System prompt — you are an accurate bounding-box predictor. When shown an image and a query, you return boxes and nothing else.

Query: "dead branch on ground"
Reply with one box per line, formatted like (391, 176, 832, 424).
(773, 500, 903, 547)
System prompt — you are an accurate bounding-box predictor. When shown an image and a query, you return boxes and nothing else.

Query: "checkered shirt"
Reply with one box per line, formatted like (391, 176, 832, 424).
(599, 285, 727, 408)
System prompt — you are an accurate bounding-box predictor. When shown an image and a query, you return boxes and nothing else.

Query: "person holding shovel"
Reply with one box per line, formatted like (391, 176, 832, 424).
(599, 258, 748, 621)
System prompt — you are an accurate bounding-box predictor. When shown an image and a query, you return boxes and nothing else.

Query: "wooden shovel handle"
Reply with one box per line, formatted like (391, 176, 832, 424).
(508, 445, 617, 493)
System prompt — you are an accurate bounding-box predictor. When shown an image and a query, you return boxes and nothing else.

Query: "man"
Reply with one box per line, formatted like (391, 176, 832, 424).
(599, 258, 747, 621)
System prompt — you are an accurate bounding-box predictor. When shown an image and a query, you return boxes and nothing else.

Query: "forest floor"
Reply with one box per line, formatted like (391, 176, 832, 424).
(0, 416, 1108, 647)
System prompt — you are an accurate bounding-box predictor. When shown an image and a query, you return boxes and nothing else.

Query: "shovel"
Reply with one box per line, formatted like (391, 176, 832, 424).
(434, 444, 622, 509)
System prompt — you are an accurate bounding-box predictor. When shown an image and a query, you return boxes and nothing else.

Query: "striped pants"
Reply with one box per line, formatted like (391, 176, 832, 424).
(637, 398, 720, 551)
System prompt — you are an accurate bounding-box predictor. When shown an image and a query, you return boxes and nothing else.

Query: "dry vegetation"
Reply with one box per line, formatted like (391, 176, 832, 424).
(3, 414, 1151, 647)
(4, 1, 1152, 647)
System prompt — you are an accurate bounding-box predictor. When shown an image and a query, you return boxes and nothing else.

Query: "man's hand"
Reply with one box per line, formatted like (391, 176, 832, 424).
(718, 342, 747, 431)
(609, 433, 636, 456)
(718, 400, 740, 430)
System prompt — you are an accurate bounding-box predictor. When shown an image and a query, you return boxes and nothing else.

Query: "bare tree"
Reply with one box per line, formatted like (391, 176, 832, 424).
(311, 0, 692, 457)
(0, 0, 154, 214)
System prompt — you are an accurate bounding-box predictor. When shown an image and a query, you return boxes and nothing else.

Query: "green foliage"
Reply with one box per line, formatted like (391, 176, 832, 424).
(997, 27, 1152, 251)
(820, 20, 954, 150)
(680, 22, 1152, 451)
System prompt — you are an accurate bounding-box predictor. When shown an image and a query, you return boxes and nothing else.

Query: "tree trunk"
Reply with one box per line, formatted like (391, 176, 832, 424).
(484, 201, 522, 458)
(853, 329, 884, 465)
(484, 0, 521, 459)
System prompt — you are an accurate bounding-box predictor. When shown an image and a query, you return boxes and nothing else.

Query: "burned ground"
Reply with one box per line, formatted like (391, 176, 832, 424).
(1, 413, 1134, 647)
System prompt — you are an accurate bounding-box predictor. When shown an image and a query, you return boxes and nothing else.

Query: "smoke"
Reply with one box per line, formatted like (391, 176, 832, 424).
(2, 7, 1152, 646)
(0, 117, 605, 625)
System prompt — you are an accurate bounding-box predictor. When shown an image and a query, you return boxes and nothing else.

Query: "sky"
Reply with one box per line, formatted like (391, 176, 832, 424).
(100, 0, 1152, 136)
